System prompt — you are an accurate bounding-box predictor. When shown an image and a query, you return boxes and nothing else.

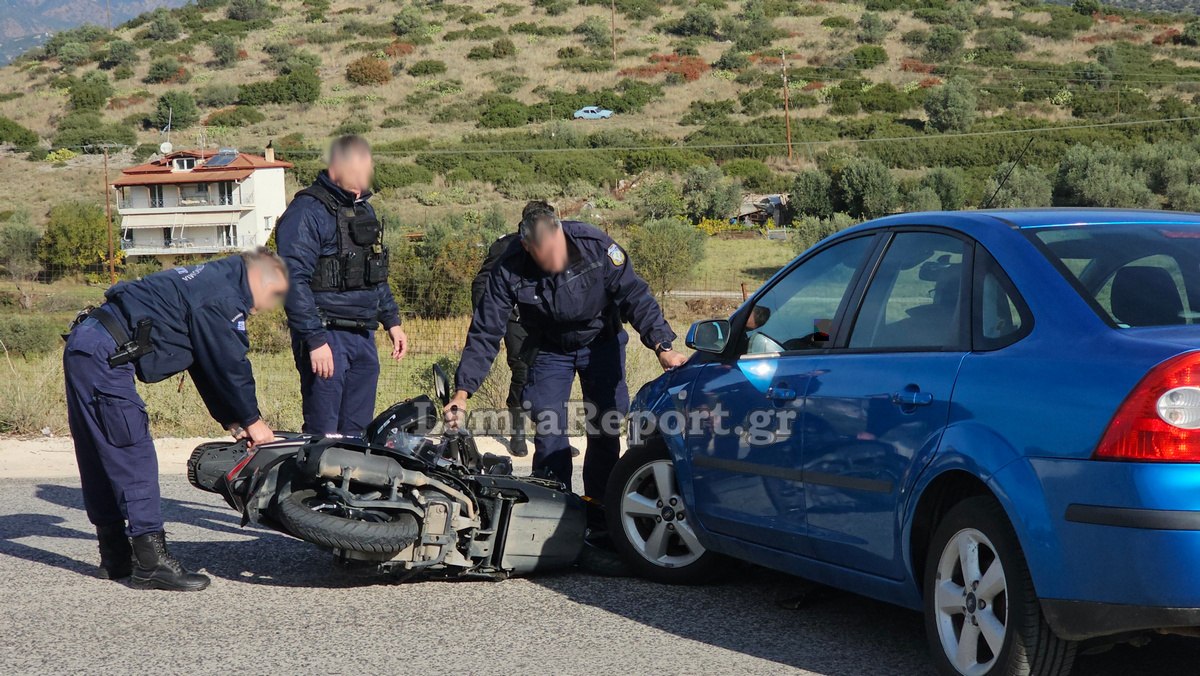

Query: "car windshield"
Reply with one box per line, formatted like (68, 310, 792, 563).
(1028, 224, 1200, 327)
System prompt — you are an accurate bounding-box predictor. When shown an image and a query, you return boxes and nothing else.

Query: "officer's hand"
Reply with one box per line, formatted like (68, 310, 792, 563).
(229, 424, 246, 441)
(443, 391, 469, 431)
(658, 349, 688, 371)
(310, 343, 335, 379)
(245, 420, 275, 448)
(388, 326, 408, 361)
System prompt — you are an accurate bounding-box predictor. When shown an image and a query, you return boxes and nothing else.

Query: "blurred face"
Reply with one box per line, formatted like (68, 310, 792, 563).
(248, 263, 289, 314)
(328, 150, 374, 197)
(523, 226, 568, 274)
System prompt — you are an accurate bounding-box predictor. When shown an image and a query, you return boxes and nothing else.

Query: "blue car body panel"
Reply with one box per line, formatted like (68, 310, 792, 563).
(630, 209, 1200, 636)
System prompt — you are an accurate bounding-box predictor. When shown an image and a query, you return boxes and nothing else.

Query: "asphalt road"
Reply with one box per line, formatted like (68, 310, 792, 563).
(1, 476, 1198, 675)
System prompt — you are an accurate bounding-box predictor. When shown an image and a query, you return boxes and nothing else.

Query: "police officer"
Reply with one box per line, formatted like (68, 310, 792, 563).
(64, 249, 288, 591)
(448, 201, 687, 500)
(470, 229, 530, 457)
(276, 135, 408, 436)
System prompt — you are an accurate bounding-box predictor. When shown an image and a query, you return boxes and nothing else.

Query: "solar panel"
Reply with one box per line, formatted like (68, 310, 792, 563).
(204, 149, 239, 168)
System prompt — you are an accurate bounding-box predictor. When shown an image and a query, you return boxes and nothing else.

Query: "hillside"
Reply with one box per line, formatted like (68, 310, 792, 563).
(0, 0, 186, 64)
(4, 0, 1200, 232)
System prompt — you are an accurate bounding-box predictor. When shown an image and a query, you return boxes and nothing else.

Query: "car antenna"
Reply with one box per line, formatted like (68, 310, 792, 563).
(981, 136, 1035, 209)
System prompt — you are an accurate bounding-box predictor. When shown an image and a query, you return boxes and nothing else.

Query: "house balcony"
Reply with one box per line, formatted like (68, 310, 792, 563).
(117, 191, 255, 214)
(121, 234, 255, 257)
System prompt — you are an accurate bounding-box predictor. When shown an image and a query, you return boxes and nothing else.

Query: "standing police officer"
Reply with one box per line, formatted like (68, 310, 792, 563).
(277, 135, 408, 436)
(448, 202, 687, 500)
(470, 229, 530, 458)
(64, 249, 288, 591)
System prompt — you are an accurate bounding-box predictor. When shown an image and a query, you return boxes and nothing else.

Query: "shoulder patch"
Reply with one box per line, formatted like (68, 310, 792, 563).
(607, 243, 625, 266)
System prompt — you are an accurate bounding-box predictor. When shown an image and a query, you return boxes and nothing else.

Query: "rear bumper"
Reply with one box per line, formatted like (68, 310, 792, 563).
(1041, 599, 1200, 641)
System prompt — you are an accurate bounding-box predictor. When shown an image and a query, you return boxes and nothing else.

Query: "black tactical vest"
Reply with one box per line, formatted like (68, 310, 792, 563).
(298, 183, 390, 292)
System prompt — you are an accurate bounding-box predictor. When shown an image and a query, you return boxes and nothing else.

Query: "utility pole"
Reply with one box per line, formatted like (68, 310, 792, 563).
(781, 51, 793, 160)
(610, 0, 618, 63)
(106, 0, 112, 31)
(100, 144, 117, 284)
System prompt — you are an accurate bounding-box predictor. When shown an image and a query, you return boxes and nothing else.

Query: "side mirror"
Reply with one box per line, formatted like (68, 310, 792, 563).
(432, 363, 450, 407)
(686, 319, 731, 354)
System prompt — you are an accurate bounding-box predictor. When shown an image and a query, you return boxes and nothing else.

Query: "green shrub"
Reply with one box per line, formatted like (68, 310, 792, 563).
(982, 164, 1053, 208)
(722, 159, 774, 192)
(901, 29, 929, 47)
(334, 118, 371, 135)
(628, 217, 705, 296)
(791, 213, 857, 253)
(114, 65, 134, 80)
(52, 113, 135, 149)
(154, 91, 200, 130)
(145, 57, 188, 84)
(0, 315, 65, 356)
(374, 163, 435, 191)
(209, 35, 239, 68)
(1054, 144, 1156, 209)
(670, 8, 719, 38)
(145, 8, 182, 41)
(392, 6, 428, 38)
(835, 157, 896, 219)
(0, 117, 38, 147)
(682, 165, 741, 222)
(629, 177, 685, 219)
(821, 16, 853, 30)
(101, 40, 138, 70)
(227, 0, 276, 21)
(39, 202, 111, 275)
(792, 170, 834, 218)
(68, 72, 114, 112)
(979, 27, 1028, 54)
(205, 105, 264, 127)
(574, 17, 611, 50)
(857, 12, 889, 45)
(925, 26, 963, 61)
(238, 68, 321, 104)
(408, 59, 447, 76)
(924, 80, 977, 133)
(491, 38, 517, 59)
(920, 167, 966, 211)
(196, 82, 240, 107)
(851, 45, 888, 69)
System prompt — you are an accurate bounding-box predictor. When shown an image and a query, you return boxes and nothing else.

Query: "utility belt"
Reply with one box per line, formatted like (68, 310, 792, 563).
(319, 310, 378, 332)
(66, 305, 154, 368)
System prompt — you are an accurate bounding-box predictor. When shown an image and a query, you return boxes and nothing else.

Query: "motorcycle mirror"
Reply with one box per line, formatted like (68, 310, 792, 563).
(432, 363, 450, 406)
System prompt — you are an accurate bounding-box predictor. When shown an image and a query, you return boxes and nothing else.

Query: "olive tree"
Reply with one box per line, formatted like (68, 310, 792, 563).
(924, 79, 977, 133)
(628, 217, 705, 297)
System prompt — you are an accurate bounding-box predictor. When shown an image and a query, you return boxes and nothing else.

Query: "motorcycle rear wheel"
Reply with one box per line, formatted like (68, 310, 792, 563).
(276, 489, 420, 555)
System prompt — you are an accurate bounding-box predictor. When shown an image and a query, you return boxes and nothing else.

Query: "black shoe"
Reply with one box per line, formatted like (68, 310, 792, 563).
(570, 445, 581, 458)
(95, 523, 132, 580)
(130, 531, 210, 592)
(578, 529, 634, 577)
(509, 436, 529, 458)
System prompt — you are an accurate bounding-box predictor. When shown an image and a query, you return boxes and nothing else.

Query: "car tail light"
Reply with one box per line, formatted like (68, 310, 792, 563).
(1095, 351, 1200, 462)
(225, 450, 257, 482)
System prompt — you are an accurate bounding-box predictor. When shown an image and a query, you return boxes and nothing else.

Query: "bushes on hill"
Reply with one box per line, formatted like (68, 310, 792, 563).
(919, 167, 966, 211)
(924, 80, 977, 133)
(39, 202, 111, 275)
(793, 170, 834, 219)
(101, 40, 138, 70)
(57, 42, 92, 68)
(196, 82, 240, 108)
(373, 163, 436, 191)
(925, 26, 963, 61)
(791, 213, 857, 253)
(723, 159, 775, 192)
(682, 165, 742, 222)
(52, 113, 135, 150)
(834, 157, 897, 219)
(205, 105, 264, 127)
(68, 72, 114, 112)
(857, 12, 889, 45)
(669, 8, 719, 38)
(409, 60, 447, 76)
(392, 7, 428, 39)
(145, 8, 182, 41)
(227, 0, 276, 21)
(628, 218, 704, 297)
(981, 165, 1052, 209)
(154, 91, 200, 130)
(852, 45, 888, 70)
(346, 56, 392, 86)
(145, 57, 188, 84)
(238, 68, 320, 105)
(0, 117, 38, 147)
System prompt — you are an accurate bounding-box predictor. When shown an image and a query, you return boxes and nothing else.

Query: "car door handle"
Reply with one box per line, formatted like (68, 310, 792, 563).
(891, 390, 934, 407)
(768, 384, 798, 402)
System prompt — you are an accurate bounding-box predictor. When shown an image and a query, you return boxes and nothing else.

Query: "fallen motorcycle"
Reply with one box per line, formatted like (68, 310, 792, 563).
(187, 365, 586, 579)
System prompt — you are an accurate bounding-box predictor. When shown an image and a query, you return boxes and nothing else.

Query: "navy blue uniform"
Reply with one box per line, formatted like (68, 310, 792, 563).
(276, 171, 402, 436)
(457, 221, 675, 496)
(64, 256, 261, 537)
(471, 232, 530, 420)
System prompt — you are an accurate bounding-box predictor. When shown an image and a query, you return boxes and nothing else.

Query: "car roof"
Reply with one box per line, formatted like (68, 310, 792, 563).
(846, 208, 1200, 235)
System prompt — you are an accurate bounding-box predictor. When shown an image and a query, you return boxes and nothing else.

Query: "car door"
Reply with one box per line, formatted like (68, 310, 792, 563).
(684, 234, 879, 553)
(800, 230, 971, 580)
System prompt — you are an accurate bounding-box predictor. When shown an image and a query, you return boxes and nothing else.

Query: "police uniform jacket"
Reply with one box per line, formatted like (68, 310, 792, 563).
(456, 220, 675, 394)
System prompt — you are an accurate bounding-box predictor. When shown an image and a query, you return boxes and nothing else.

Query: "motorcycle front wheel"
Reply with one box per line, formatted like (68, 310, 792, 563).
(276, 489, 420, 555)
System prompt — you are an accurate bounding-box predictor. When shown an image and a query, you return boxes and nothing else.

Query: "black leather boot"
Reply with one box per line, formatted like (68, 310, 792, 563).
(130, 531, 210, 591)
(95, 523, 132, 580)
(508, 408, 529, 458)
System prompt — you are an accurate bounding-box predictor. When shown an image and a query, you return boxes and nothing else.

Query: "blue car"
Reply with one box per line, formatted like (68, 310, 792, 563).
(606, 209, 1200, 676)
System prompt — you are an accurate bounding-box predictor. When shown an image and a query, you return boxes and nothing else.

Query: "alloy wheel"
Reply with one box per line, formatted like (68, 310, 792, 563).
(934, 527, 1009, 676)
(619, 459, 704, 568)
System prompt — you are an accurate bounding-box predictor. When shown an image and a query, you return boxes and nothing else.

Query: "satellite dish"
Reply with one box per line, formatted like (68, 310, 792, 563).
(159, 141, 173, 155)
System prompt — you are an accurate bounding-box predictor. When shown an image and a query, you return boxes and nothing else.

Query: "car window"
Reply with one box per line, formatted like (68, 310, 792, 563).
(741, 236, 872, 356)
(974, 248, 1029, 350)
(849, 232, 969, 350)
(1029, 226, 1200, 327)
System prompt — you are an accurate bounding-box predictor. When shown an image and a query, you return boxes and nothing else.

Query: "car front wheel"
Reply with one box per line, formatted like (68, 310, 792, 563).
(604, 443, 723, 584)
(924, 496, 1076, 676)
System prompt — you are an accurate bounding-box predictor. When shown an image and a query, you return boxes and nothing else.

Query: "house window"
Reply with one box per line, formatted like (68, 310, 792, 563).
(174, 158, 197, 171)
(218, 181, 234, 206)
(264, 216, 274, 231)
(149, 185, 164, 208)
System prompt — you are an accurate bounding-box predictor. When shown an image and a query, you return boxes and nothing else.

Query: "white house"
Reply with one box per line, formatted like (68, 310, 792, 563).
(113, 147, 292, 261)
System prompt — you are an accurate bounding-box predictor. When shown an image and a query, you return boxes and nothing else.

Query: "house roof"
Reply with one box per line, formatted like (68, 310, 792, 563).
(113, 149, 292, 187)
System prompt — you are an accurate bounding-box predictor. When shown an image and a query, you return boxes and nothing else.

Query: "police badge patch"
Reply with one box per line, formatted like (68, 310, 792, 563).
(607, 243, 625, 266)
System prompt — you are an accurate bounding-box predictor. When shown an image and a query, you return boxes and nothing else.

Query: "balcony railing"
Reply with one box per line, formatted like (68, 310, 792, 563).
(121, 234, 254, 255)
(118, 190, 253, 210)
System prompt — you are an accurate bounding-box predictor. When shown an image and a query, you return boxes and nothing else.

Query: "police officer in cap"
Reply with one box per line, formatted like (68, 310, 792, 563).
(64, 249, 288, 590)
(277, 135, 408, 436)
(448, 201, 687, 500)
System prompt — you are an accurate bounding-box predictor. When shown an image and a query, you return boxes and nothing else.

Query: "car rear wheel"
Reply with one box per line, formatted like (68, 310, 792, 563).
(924, 496, 1076, 676)
(604, 443, 723, 584)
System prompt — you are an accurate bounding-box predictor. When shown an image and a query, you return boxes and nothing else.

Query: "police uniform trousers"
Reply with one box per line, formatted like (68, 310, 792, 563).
(504, 319, 529, 426)
(523, 330, 629, 498)
(293, 327, 379, 437)
(63, 317, 163, 537)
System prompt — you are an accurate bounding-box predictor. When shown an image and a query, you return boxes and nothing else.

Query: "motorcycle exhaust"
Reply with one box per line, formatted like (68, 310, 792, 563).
(302, 444, 478, 519)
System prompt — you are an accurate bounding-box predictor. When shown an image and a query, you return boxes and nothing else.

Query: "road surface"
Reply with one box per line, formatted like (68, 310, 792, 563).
(1, 475, 1197, 675)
